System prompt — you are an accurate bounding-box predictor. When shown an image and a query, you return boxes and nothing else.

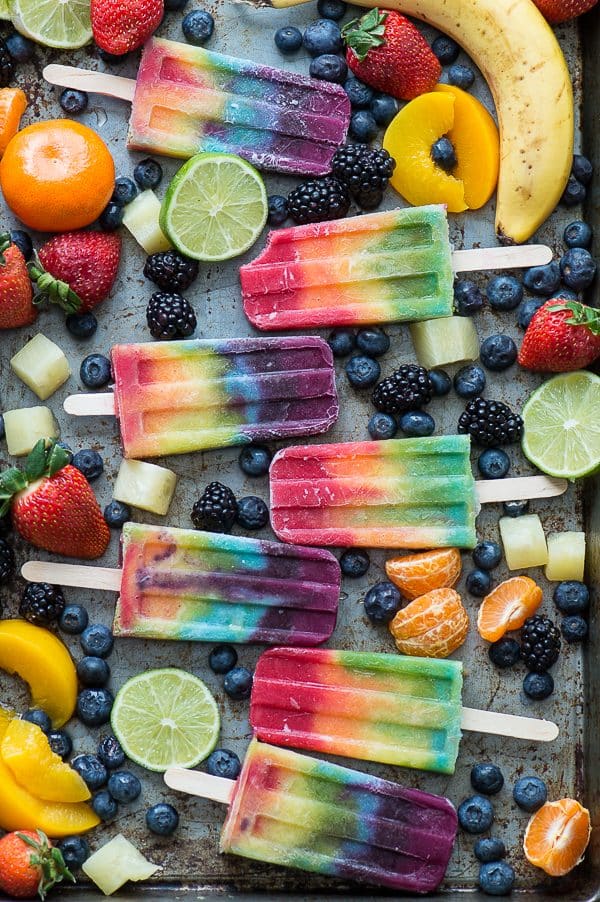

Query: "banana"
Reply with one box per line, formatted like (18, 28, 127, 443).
(250, 0, 574, 244)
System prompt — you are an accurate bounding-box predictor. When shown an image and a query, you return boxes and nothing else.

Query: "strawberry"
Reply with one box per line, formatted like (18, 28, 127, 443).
(29, 231, 121, 316)
(531, 0, 597, 25)
(91, 0, 164, 55)
(0, 233, 36, 330)
(0, 830, 74, 900)
(342, 8, 441, 101)
(0, 441, 110, 560)
(518, 299, 600, 372)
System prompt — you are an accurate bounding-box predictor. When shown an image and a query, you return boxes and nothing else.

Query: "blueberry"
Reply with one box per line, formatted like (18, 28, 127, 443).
(480, 334, 517, 371)
(47, 729, 73, 759)
(59, 604, 89, 635)
(431, 136, 457, 172)
(267, 194, 288, 225)
(478, 861, 515, 896)
(466, 569, 492, 597)
(572, 153, 593, 185)
(431, 35, 460, 64)
(182, 9, 214, 45)
(471, 763, 504, 795)
(517, 297, 545, 330)
(477, 448, 510, 479)
(10, 229, 33, 261)
(356, 327, 390, 357)
(345, 355, 380, 388)
(302, 20, 342, 56)
(523, 671, 554, 700)
(77, 688, 114, 726)
(98, 201, 124, 232)
(454, 279, 484, 315)
(209, 644, 238, 675)
(97, 735, 126, 770)
(77, 656, 111, 688)
(97, 48, 130, 64)
(327, 327, 355, 357)
(363, 582, 401, 624)
(81, 624, 114, 658)
(146, 803, 179, 836)
(165, 0, 189, 9)
(72, 449, 103, 481)
(369, 94, 399, 125)
(502, 499, 529, 517)
(399, 411, 435, 437)
(236, 496, 269, 530)
(317, 0, 347, 19)
(564, 220, 593, 249)
(561, 175, 586, 207)
(58, 836, 90, 871)
(344, 77, 374, 108)
(513, 775, 547, 812)
(274, 26, 303, 53)
(486, 275, 523, 311)
(368, 412, 397, 440)
(103, 500, 130, 529)
(553, 580, 589, 614)
(80, 354, 111, 389)
(107, 770, 141, 803)
(223, 666, 253, 700)
(339, 549, 370, 578)
(488, 638, 521, 669)
(205, 748, 241, 779)
(238, 445, 272, 478)
(92, 790, 118, 822)
(5, 32, 35, 63)
(473, 540, 502, 571)
(310, 54, 347, 83)
(22, 709, 51, 732)
(133, 158, 163, 190)
(523, 261, 561, 296)
(59, 89, 88, 115)
(560, 247, 597, 291)
(66, 312, 98, 339)
(454, 364, 486, 399)
(457, 796, 495, 834)
(556, 287, 580, 302)
(429, 369, 452, 396)
(111, 176, 138, 207)
(447, 63, 475, 89)
(71, 754, 108, 790)
(349, 109, 378, 142)
(561, 614, 588, 642)
(474, 838, 506, 864)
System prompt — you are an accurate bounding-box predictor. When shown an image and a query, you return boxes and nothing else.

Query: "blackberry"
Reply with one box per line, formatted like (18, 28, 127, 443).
(146, 292, 197, 340)
(458, 398, 523, 447)
(371, 364, 433, 415)
(287, 176, 350, 224)
(19, 583, 65, 625)
(520, 615, 561, 672)
(0, 538, 14, 584)
(330, 143, 395, 210)
(191, 482, 238, 533)
(0, 39, 15, 87)
(143, 251, 199, 292)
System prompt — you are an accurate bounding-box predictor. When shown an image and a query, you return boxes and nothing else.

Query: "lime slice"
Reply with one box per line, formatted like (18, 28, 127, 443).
(160, 153, 268, 262)
(522, 370, 600, 479)
(10, 0, 92, 49)
(111, 669, 220, 772)
(0, 0, 10, 21)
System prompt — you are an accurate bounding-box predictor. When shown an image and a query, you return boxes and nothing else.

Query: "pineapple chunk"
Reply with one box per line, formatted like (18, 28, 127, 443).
(499, 514, 548, 570)
(409, 316, 479, 369)
(3, 407, 59, 456)
(10, 333, 71, 400)
(113, 459, 177, 515)
(82, 834, 160, 896)
(545, 531, 586, 581)
(122, 190, 172, 254)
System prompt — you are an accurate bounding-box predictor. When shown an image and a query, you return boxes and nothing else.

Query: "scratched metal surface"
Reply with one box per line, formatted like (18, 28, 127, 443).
(0, 2, 597, 898)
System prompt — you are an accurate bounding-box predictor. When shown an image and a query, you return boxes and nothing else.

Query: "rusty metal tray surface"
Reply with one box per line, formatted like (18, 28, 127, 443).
(0, 1, 598, 898)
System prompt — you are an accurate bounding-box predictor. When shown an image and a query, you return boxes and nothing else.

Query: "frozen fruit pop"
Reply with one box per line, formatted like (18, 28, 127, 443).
(43, 37, 350, 177)
(240, 205, 553, 330)
(22, 524, 340, 647)
(64, 337, 338, 459)
(165, 739, 458, 893)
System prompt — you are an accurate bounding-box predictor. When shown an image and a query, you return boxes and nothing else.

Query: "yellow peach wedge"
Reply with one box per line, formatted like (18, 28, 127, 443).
(2, 719, 90, 803)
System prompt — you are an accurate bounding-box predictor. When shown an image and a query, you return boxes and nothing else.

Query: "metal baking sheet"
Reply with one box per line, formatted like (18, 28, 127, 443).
(0, 2, 597, 898)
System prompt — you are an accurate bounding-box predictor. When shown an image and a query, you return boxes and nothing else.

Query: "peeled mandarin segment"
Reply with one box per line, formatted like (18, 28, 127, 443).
(385, 548, 462, 599)
(1, 719, 90, 803)
(477, 576, 543, 642)
(0, 87, 27, 157)
(383, 92, 468, 213)
(524, 799, 591, 877)
(389, 587, 469, 658)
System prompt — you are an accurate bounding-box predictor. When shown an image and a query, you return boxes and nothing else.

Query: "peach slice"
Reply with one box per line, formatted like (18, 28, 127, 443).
(2, 719, 90, 803)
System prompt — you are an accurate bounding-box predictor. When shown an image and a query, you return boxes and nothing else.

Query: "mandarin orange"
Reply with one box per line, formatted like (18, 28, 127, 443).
(386, 548, 462, 600)
(524, 799, 591, 877)
(389, 587, 469, 658)
(477, 576, 542, 643)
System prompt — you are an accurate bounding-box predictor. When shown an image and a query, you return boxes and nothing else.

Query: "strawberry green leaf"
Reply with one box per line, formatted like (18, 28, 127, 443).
(46, 442, 70, 478)
(0, 468, 28, 498)
(25, 439, 48, 482)
(548, 300, 600, 335)
(28, 257, 82, 315)
(0, 231, 11, 267)
(342, 8, 388, 61)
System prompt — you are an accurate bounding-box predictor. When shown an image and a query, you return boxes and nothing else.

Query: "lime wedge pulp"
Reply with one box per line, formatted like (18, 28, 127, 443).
(160, 152, 268, 262)
(111, 669, 220, 772)
(522, 370, 600, 479)
(10, 0, 92, 49)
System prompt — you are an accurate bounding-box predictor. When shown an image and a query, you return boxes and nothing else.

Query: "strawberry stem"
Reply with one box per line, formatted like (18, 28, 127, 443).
(17, 831, 75, 900)
(342, 8, 388, 62)
(28, 255, 82, 316)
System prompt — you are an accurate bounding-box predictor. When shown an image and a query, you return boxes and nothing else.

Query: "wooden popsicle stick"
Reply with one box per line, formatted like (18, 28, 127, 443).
(21, 561, 122, 592)
(164, 767, 234, 804)
(43, 64, 136, 103)
(476, 475, 567, 504)
(64, 393, 116, 416)
(461, 708, 559, 742)
(452, 244, 552, 273)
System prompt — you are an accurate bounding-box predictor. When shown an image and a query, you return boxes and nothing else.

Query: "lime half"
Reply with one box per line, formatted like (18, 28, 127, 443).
(10, 0, 92, 49)
(0, 0, 10, 21)
(111, 669, 220, 772)
(160, 153, 268, 262)
(522, 370, 600, 479)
